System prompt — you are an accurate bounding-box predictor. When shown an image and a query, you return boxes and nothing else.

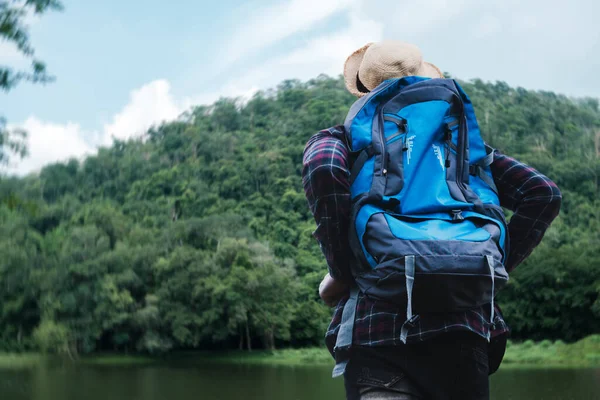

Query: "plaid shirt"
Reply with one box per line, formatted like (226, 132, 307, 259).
(302, 125, 562, 354)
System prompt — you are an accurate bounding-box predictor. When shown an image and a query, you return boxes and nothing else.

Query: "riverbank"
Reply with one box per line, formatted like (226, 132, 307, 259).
(192, 335, 600, 368)
(1, 335, 599, 369)
(0, 353, 45, 369)
(189, 347, 333, 366)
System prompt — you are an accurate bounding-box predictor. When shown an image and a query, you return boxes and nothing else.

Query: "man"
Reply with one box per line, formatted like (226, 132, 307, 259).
(302, 41, 562, 400)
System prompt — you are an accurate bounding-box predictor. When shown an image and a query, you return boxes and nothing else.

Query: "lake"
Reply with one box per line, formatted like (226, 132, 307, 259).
(1, 359, 599, 400)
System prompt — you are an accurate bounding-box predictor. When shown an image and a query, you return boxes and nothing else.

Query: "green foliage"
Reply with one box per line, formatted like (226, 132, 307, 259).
(501, 236, 600, 341)
(0, 0, 63, 91)
(0, 119, 28, 164)
(0, 75, 598, 354)
(32, 319, 69, 354)
(502, 335, 600, 367)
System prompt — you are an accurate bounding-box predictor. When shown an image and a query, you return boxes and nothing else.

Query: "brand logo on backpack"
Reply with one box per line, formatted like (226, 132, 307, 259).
(406, 135, 416, 165)
(432, 144, 444, 169)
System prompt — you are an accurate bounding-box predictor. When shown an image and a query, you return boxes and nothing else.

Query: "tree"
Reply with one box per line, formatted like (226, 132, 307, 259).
(32, 319, 71, 356)
(0, 0, 63, 91)
(1, 0, 63, 163)
(0, 118, 27, 164)
(210, 239, 298, 351)
(0, 207, 43, 350)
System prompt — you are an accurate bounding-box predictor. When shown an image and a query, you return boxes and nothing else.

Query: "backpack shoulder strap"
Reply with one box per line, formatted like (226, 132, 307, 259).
(470, 144, 498, 195)
(349, 144, 375, 185)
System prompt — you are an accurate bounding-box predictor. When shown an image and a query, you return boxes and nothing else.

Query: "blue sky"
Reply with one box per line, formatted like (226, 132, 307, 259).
(1, 0, 599, 174)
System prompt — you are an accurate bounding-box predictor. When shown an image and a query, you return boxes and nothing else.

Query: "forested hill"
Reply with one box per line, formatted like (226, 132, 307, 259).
(0, 76, 598, 355)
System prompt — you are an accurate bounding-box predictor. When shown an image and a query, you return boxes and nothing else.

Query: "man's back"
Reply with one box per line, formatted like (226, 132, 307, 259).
(303, 124, 561, 399)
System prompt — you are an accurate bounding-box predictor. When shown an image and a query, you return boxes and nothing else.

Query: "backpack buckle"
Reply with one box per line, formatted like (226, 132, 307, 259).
(405, 315, 420, 328)
(444, 119, 459, 133)
(451, 210, 464, 221)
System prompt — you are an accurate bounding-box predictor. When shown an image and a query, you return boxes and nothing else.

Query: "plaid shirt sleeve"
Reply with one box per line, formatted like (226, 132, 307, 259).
(491, 151, 562, 273)
(302, 126, 355, 283)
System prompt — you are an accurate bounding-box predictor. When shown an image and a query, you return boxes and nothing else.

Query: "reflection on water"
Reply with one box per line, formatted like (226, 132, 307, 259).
(1, 359, 599, 400)
(490, 367, 600, 400)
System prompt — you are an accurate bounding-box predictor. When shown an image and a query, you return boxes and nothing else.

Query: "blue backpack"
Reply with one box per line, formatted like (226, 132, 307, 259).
(343, 77, 509, 344)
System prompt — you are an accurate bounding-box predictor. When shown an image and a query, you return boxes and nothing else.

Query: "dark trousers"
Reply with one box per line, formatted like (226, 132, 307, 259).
(344, 332, 492, 400)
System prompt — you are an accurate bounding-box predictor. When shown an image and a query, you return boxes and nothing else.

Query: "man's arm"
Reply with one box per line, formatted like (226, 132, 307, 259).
(302, 126, 354, 284)
(491, 151, 562, 273)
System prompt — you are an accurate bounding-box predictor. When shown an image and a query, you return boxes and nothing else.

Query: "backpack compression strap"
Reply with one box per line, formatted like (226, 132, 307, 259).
(469, 144, 498, 195)
(332, 286, 359, 378)
(400, 255, 419, 344)
(486, 254, 496, 339)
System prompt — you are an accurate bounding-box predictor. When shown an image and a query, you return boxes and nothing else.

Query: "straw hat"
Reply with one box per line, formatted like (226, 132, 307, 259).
(344, 40, 444, 97)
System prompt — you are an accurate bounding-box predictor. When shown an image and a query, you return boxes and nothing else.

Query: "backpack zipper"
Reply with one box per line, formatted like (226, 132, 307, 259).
(381, 114, 407, 177)
(379, 110, 388, 176)
(455, 113, 469, 200)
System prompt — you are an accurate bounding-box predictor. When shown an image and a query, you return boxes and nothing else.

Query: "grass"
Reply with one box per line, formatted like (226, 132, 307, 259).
(189, 347, 334, 367)
(1, 335, 599, 370)
(79, 354, 157, 366)
(0, 353, 156, 369)
(501, 334, 600, 368)
(194, 335, 600, 369)
(0, 353, 46, 369)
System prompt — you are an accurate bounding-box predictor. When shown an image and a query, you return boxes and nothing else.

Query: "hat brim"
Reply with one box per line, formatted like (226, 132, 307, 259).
(343, 43, 374, 98)
(343, 44, 444, 98)
(420, 62, 444, 81)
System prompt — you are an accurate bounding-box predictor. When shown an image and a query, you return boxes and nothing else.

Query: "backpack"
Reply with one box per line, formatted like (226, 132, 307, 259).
(344, 76, 510, 343)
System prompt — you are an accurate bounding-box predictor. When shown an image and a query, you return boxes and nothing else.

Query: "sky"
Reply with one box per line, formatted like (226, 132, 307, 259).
(1, 0, 599, 175)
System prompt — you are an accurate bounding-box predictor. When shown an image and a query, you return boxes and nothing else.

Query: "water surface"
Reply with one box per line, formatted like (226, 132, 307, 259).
(1, 360, 598, 399)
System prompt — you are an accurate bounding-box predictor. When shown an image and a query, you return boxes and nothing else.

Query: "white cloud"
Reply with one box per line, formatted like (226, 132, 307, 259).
(6, 80, 187, 176)
(4, 117, 95, 175)
(379, 0, 473, 37)
(101, 80, 182, 145)
(279, 13, 383, 75)
(222, 0, 355, 65)
(4, 77, 267, 176)
(217, 7, 383, 98)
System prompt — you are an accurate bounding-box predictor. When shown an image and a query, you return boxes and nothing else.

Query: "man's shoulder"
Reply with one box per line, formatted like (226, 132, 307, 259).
(304, 125, 347, 151)
(319, 125, 346, 138)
